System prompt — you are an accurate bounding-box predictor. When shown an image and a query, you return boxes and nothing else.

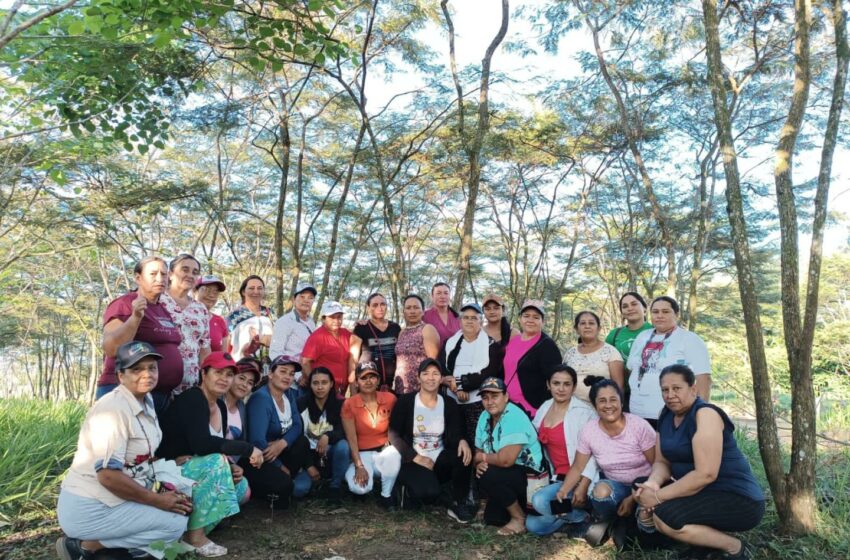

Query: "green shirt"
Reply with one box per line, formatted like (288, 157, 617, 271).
(475, 402, 544, 473)
(605, 322, 653, 364)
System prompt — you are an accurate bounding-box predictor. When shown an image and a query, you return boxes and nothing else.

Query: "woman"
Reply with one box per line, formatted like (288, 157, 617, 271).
(157, 351, 264, 556)
(352, 293, 401, 390)
(300, 301, 359, 397)
(634, 365, 765, 559)
(526, 365, 599, 537)
(227, 275, 275, 363)
(626, 296, 712, 426)
(503, 300, 562, 416)
(389, 358, 473, 522)
(97, 256, 182, 414)
(58, 341, 188, 559)
(195, 274, 230, 353)
(482, 294, 517, 348)
(439, 302, 504, 445)
(223, 358, 262, 458)
(244, 355, 311, 508)
(474, 376, 546, 536)
(341, 361, 401, 509)
(605, 292, 652, 362)
(293, 367, 351, 503)
(555, 380, 655, 541)
(394, 294, 440, 395)
(423, 282, 461, 346)
(564, 311, 624, 404)
(161, 254, 211, 395)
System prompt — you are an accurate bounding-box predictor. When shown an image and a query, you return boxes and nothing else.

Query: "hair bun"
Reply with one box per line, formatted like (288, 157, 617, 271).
(584, 375, 604, 387)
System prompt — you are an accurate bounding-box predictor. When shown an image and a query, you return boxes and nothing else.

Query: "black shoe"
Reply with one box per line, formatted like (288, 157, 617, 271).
(558, 520, 590, 539)
(611, 517, 629, 551)
(721, 540, 752, 559)
(584, 519, 612, 547)
(378, 494, 397, 512)
(676, 546, 716, 560)
(447, 503, 475, 524)
(56, 537, 93, 560)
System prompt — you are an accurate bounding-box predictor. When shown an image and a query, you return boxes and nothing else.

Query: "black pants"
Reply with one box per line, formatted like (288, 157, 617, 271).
(241, 435, 311, 508)
(477, 464, 527, 526)
(397, 450, 471, 504)
(459, 401, 484, 448)
(654, 491, 765, 532)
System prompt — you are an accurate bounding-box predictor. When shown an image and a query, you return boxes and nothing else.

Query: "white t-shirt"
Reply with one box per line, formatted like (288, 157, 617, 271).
(230, 315, 275, 362)
(274, 397, 293, 434)
(564, 342, 623, 403)
(413, 394, 445, 461)
(626, 327, 711, 420)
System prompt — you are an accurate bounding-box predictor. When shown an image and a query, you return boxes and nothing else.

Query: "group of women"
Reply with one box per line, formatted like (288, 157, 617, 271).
(56, 258, 763, 560)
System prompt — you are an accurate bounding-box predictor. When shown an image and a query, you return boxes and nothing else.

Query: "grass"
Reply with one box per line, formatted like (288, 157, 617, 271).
(1, 398, 849, 559)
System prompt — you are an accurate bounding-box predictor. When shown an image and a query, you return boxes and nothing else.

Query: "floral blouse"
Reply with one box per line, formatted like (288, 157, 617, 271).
(161, 292, 211, 394)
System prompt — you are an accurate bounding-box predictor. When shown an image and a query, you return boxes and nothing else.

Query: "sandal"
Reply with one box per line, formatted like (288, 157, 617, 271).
(497, 521, 526, 536)
(183, 540, 228, 558)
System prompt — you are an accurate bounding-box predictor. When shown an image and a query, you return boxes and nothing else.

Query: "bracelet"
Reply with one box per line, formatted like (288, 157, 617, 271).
(654, 490, 663, 505)
(355, 464, 364, 469)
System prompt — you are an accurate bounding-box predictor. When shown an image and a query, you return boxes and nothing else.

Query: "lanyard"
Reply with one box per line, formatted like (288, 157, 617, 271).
(637, 328, 675, 388)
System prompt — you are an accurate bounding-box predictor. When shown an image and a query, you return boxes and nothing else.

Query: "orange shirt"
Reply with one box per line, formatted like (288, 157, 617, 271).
(341, 391, 396, 450)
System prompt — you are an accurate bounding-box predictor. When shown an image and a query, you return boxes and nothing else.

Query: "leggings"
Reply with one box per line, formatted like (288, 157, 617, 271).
(477, 464, 527, 526)
(396, 449, 471, 505)
(653, 491, 765, 532)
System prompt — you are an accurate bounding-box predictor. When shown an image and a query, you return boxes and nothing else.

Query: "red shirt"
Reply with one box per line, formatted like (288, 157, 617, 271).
(538, 421, 570, 476)
(302, 326, 353, 394)
(341, 392, 396, 450)
(209, 314, 229, 352)
(97, 292, 183, 393)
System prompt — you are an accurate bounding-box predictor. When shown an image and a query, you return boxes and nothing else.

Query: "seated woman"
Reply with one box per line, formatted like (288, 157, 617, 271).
(526, 364, 599, 537)
(474, 376, 546, 536)
(635, 365, 765, 559)
(57, 342, 188, 560)
(294, 367, 351, 503)
(389, 358, 474, 522)
(244, 355, 312, 508)
(157, 351, 264, 557)
(341, 361, 401, 509)
(555, 379, 655, 545)
(223, 358, 263, 503)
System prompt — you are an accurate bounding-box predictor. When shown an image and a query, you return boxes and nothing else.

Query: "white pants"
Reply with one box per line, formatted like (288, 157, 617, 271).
(344, 446, 401, 498)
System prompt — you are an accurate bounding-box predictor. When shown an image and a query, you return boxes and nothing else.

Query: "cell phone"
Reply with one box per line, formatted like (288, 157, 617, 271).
(550, 499, 573, 515)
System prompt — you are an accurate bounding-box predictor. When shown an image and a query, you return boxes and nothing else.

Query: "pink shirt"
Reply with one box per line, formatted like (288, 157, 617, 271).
(504, 333, 541, 415)
(577, 413, 655, 484)
(209, 314, 229, 352)
(423, 307, 461, 346)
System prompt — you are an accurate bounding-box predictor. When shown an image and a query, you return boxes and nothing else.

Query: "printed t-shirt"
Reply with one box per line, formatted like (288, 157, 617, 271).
(341, 391, 396, 450)
(423, 307, 461, 346)
(605, 322, 653, 363)
(503, 333, 541, 415)
(564, 343, 623, 403)
(275, 397, 293, 435)
(353, 321, 400, 387)
(301, 408, 333, 450)
(302, 326, 353, 394)
(538, 421, 570, 475)
(160, 293, 211, 393)
(209, 314, 229, 352)
(475, 402, 544, 472)
(412, 394, 445, 460)
(577, 413, 655, 483)
(97, 292, 183, 393)
(227, 306, 275, 362)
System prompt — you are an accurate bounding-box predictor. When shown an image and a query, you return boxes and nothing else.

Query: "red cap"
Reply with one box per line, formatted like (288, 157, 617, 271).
(201, 351, 238, 372)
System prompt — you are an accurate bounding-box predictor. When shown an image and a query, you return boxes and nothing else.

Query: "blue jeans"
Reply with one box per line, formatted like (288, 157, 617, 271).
(526, 482, 590, 536)
(292, 439, 351, 498)
(589, 479, 632, 522)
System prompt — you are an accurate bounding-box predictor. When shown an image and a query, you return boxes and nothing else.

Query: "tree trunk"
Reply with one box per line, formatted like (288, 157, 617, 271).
(273, 109, 291, 316)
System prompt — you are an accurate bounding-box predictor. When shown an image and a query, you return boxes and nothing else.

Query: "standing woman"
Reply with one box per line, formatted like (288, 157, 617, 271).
(227, 275, 275, 363)
(394, 294, 441, 395)
(605, 292, 652, 362)
(300, 301, 360, 397)
(635, 365, 765, 558)
(474, 377, 546, 536)
(423, 282, 461, 346)
(526, 365, 599, 537)
(194, 275, 230, 353)
(503, 300, 562, 417)
(482, 294, 517, 349)
(626, 296, 711, 427)
(564, 311, 624, 404)
(97, 256, 182, 414)
(161, 254, 211, 395)
(352, 293, 401, 390)
(342, 362, 401, 509)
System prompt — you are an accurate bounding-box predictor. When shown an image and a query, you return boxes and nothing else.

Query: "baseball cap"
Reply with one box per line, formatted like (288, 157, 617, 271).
(417, 358, 446, 376)
(355, 361, 380, 378)
(115, 341, 163, 371)
(460, 302, 483, 314)
(201, 351, 238, 372)
(236, 358, 262, 384)
(479, 376, 507, 394)
(482, 294, 504, 307)
(320, 301, 344, 317)
(270, 355, 303, 372)
(195, 274, 226, 291)
(293, 282, 317, 297)
(520, 299, 545, 318)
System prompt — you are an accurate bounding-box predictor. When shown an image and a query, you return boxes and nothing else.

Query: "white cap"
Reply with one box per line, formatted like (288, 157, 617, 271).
(320, 301, 345, 317)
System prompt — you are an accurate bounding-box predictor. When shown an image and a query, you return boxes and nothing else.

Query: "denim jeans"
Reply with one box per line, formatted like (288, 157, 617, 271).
(589, 478, 632, 522)
(526, 482, 591, 536)
(292, 439, 352, 498)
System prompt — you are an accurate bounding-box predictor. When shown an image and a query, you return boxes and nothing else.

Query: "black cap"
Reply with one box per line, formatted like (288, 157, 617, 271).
(115, 341, 162, 371)
(417, 358, 446, 376)
(479, 376, 507, 393)
(269, 355, 302, 372)
(355, 361, 380, 378)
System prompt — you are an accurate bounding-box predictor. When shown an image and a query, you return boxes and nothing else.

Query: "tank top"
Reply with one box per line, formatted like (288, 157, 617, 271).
(395, 323, 427, 394)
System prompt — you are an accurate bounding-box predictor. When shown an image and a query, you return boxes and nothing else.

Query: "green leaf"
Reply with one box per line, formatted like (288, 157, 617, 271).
(67, 20, 85, 35)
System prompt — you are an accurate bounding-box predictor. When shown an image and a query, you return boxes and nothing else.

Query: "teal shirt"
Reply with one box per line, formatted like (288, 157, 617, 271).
(605, 322, 653, 363)
(475, 402, 544, 473)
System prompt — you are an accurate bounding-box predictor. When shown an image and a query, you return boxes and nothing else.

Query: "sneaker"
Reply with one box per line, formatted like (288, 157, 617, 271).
(55, 537, 93, 560)
(447, 503, 475, 524)
(377, 494, 397, 512)
(557, 520, 590, 539)
(721, 539, 752, 559)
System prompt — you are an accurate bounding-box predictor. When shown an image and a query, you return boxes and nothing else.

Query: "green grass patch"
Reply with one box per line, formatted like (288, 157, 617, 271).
(0, 398, 86, 523)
